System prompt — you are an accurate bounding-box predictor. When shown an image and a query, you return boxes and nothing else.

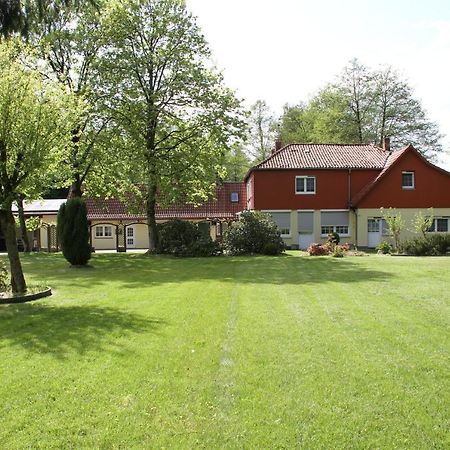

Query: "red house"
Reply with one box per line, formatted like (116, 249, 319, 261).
(245, 140, 450, 248)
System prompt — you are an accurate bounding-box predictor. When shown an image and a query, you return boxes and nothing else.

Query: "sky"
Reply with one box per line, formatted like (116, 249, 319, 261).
(187, 0, 450, 170)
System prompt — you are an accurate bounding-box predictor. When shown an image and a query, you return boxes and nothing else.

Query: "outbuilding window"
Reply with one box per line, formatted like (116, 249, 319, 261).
(230, 192, 239, 203)
(95, 225, 113, 238)
(295, 176, 316, 194)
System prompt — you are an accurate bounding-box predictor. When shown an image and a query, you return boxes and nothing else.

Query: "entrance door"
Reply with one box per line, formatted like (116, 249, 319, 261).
(126, 225, 136, 249)
(367, 219, 382, 248)
(299, 233, 314, 249)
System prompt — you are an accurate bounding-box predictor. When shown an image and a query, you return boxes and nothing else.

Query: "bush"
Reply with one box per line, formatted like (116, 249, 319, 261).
(222, 211, 285, 256)
(57, 198, 91, 266)
(189, 237, 222, 257)
(307, 242, 350, 257)
(376, 241, 393, 254)
(402, 234, 450, 256)
(157, 220, 220, 257)
(307, 243, 330, 256)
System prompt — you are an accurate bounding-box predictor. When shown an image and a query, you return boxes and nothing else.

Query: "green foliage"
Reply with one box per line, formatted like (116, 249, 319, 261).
(224, 144, 251, 181)
(402, 234, 450, 256)
(222, 211, 285, 255)
(15, 215, 42, 232)
(380, 207, 404, 251)
(412, 208, 434, 237)
(279, 59, 442, 157)
(0, 40, 83, 205)
(376, 241, 393, 254)
(157, 219, 220, 257)
(0, 260, 9, 292)
(57, 198, 91, 265)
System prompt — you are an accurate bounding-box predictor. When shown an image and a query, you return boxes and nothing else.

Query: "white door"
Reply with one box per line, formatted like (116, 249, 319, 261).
(126, 225, 136, 249)
(367, 219, 382, 248)
(299, 233, 314, 249)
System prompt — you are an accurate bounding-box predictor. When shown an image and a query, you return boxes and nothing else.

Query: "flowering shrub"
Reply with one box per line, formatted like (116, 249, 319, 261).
(307, 242, 350, 257)
(307, 243, 330, 256)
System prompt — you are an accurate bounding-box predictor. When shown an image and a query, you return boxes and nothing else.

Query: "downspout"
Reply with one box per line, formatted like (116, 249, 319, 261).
(348, 169, 358, 248)
(347, 169, 352, 208)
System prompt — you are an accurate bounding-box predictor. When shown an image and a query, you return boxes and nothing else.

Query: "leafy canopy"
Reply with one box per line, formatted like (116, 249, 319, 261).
(280, 60, 442, 157)
(0, 40, 83, 206)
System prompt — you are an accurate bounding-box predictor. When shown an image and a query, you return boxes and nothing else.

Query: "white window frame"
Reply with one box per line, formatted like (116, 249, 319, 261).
(402, 171, 415, 189)
(95, 225, 113, 239)
(295, 176, 316, 195)
(320, 225, 349, 237)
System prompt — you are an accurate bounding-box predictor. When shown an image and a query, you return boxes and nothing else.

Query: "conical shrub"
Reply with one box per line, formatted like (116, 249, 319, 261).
(57, 198, 91, 265)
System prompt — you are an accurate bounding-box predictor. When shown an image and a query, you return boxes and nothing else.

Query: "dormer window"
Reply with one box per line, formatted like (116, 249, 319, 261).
(402, 171, 414, 189)
(230, 192, 239, 202)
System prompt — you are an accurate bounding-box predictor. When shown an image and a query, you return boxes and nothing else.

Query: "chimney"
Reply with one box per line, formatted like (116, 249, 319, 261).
(272, 137, 282, 154)
(383, 136, 391, 153)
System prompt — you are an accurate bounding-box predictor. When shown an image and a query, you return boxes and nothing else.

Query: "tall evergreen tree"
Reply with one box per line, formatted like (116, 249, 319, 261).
(57, 198, 91, 266)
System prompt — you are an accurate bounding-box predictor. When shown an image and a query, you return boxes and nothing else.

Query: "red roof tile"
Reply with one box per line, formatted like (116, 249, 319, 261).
(250, 143, 389, 173)
(86, 182, 246, 221)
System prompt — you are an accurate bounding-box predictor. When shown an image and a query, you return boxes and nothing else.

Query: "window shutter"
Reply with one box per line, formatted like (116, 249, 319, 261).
(270, 212, 291, 229)
(298, 212, 314, 232)
(321, 211, 349, 226)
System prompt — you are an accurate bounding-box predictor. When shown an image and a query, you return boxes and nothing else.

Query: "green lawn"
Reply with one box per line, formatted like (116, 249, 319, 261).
(1, 252, 449, 449)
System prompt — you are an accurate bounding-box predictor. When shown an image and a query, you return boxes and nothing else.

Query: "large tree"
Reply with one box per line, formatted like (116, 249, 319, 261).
(246, 100, 278, 163)
(95, 0, 246, 252)
(280, 60, 443, 156)
(0, 41, 81, 292)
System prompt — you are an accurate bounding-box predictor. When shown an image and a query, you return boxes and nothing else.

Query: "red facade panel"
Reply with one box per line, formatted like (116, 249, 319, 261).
(357, 151, 450, 208)
(251, 169, 380, 210)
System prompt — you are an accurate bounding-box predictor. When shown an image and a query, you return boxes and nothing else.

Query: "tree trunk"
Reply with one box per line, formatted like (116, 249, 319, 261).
(0, 207, 27, 293)
(17, 196, 31, 253)
(146, 183, 158, 253)
(71, 178, 83, 198)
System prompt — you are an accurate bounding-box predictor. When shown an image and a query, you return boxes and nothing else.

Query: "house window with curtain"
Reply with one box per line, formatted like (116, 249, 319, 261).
(320, 211, 350, 236)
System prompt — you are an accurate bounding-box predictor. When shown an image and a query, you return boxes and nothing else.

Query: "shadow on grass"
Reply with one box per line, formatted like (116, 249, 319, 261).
(0, 303, 166, 359)
(10, 252, 395, 292)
